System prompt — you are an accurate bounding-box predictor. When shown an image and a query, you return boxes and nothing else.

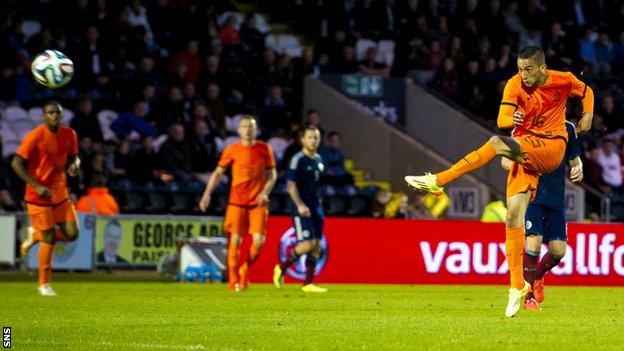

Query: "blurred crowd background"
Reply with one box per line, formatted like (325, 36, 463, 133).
(1, 0, 623, 219)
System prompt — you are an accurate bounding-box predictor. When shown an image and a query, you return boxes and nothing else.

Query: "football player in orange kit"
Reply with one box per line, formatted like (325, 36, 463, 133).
(199, 115, 277, 291)
(405, 46, 594, 317)
(12, 101, 81, 296)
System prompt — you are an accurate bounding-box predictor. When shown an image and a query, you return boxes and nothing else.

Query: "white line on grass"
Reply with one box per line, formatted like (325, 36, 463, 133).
(24, 340, 206, 350)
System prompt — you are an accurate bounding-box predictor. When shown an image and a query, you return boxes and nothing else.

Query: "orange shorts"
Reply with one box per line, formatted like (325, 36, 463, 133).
(26, 200, 77, 232)
(223, 204, 269, 235)
(507, 135, 566, 198)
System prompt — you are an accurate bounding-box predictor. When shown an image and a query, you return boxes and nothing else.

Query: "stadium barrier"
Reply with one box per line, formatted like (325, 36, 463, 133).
(17, 214, 624, 286)
(94, 214, 225, 268)
(251, 217, 624, 286)
(0, 214, 16, 266)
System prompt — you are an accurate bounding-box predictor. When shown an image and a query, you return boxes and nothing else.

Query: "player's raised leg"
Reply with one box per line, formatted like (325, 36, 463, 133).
(405, 136, 524, 194)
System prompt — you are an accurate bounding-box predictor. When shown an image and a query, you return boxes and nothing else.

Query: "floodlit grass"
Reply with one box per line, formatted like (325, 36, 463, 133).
(1, 272, 622, 350)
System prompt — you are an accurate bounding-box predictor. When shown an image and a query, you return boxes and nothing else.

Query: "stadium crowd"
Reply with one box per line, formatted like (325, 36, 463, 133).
(1, 0, 624, 219)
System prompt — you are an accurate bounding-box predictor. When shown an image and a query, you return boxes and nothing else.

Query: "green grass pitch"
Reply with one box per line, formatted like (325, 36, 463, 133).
(1, 272, 622, 350)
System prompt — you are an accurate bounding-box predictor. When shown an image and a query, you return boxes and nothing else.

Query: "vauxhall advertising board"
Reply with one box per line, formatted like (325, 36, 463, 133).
(250, 217, 624, 286)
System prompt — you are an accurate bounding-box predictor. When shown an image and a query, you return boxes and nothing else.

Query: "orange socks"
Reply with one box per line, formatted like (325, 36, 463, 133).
(435, 142, 496, 187)
(505, 226, 526, 290)
(38, 242, 54, 286)
(238, 243, 261, 281)
(227, 240, 240, 283)
(248, 243, 260, 264)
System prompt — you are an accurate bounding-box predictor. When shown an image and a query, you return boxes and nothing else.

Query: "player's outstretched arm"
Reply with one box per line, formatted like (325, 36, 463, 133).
(199, 166, 225, 212)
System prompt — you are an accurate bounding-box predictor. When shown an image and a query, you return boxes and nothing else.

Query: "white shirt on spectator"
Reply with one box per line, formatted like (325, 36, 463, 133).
(598, 150, 623, 187)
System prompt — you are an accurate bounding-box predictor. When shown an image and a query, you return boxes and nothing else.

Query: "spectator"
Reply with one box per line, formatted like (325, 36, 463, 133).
(129, 135, 169, 184)
(597, 137, 623, 191)
(111, 100, 158, 140)
(75, 172, 120, 215)
(584, 146, 604, 190)
(187, 119, 218, 183)
(370, 189, 391, 218)
(200, 54, 223, 86)
(359, 46, 390, 77)
(240, 13, 265, 55)
(305, 109, 326, 137)
(74, 26, 112, 88)
(595, 33, 614, 76)
(580, 28, 598, 74)
(122, 0, 155, 43)
(600, 95, 624, 132)
(70, 95, 104, 143)
(159, 123, 193, 181)
(320, 131, 356, 193)
(260, 85, 290, 136)
(219, 15, 241, 47)
(330, 45, 359, 74)
(394, 194, 414, 219)
(412, 193, 435, 219)
(172, 39, 201, 84)
(160, 86, 186, 132)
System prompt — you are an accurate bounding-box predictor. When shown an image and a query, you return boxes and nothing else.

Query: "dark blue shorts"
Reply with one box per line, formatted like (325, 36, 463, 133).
(292, 213, 324, 242)
(524, 204, 567, 242)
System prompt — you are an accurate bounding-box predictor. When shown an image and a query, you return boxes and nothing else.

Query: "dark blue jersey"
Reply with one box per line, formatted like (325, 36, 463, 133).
(286, 151, 324, 214)
(532, 121, 581, 208)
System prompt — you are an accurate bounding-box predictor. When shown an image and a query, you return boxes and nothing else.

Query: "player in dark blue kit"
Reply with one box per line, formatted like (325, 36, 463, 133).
(503, 120, 582, 311)
(273, 125, 328, 293)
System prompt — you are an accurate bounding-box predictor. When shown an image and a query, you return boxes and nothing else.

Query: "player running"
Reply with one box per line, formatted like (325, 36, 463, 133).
(12, 101, 81, 296)
(273, 125, 328, 293)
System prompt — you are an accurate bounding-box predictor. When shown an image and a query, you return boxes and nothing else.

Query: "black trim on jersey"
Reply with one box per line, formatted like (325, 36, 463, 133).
(581, 84, 587, 99)
(500, 102, 518, 109)
(227, 203, 261, 209)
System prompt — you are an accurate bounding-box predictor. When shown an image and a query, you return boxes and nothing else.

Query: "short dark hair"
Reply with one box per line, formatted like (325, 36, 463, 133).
(43, 100, 62, 110)
(327, 131, 340, 139)
(518, 46, 545, 64)
(239, 114, 256, 123)
(302, 125, 320, 134)
(306, 109, 320, 116)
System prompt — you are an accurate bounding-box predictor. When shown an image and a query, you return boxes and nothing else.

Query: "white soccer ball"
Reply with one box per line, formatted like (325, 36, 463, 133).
(31, 50, 74, 89)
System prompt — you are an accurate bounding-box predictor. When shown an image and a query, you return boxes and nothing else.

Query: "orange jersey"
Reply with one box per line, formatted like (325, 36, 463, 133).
(500, 70, 594, 140)
(218, 141, 276, 206)
(16, 124, 78, 206)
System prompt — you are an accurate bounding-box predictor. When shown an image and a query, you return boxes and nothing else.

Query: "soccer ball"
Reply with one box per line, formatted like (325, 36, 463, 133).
(31, 50, 74, 88)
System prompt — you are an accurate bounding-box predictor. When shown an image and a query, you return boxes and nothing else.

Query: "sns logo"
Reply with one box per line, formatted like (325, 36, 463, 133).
(3, 326, 10, 349)
(526, 221, 533, 230)
(278, 227, 328, 280)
